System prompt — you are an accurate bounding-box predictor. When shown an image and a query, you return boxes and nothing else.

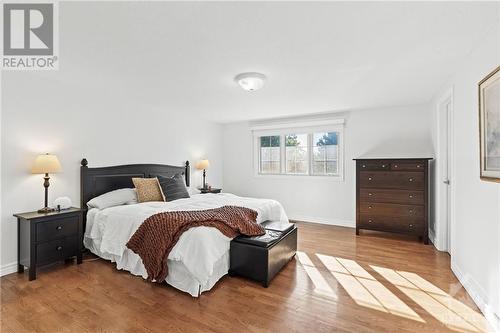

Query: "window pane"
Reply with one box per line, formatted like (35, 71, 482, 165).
(312, 161, 325, 174)
(270, 136, 280, 147)
(260, 135, 280, 148)
(269, 161, 280, 173)
(260, 136, 270, 147)
(314, 132, 338, 146)
(285, 134, 308, 174)
(326, 161, 337, 174)
(270, 147, 280, 161)
(313, 146, 326, 162)
(326, 145, 337, 160)
(286, 134, 306, 147)
(260, 147, 270, 161)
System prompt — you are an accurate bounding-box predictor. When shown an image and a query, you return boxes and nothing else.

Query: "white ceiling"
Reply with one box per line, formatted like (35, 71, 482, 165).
(36, 1, 500, 122)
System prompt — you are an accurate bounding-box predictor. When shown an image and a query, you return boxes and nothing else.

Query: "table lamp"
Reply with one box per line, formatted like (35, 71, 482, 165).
(32, 153, 62, 213)
(196, 159, 210, 189)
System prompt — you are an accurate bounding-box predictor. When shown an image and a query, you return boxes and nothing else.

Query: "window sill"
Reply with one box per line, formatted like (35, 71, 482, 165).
(254, 173, 345, 182)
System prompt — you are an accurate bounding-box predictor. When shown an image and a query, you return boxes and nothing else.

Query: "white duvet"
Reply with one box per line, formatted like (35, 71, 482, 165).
(85, 193, 288, 287)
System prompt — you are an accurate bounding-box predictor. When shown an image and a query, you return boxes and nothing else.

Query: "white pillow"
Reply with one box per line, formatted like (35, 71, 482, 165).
(186, 187, 201, 196)
(87, 188, 137, 210)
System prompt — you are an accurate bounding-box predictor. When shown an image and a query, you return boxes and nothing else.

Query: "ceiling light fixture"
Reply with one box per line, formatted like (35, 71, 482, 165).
(234, 72, 267, 91)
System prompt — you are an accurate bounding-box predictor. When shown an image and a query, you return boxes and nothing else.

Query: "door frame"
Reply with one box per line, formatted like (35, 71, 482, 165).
(435, 88, 455, 254)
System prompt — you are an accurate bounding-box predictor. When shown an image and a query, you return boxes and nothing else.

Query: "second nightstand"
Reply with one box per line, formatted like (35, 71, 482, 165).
(200, 188, 222, 194)
(14, 207, 83, 281)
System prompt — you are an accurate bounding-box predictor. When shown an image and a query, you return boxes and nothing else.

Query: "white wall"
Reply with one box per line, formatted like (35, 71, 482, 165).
(430, 13, 500, 328)
(0, 71, 223, 274)
(222, 105, 433, 226)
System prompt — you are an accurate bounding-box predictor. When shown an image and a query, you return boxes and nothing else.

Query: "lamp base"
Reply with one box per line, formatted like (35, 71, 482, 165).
(38, 207, 55, 214)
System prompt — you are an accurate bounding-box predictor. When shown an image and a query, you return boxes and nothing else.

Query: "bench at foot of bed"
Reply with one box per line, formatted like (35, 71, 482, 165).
(229, 221, 297, 287)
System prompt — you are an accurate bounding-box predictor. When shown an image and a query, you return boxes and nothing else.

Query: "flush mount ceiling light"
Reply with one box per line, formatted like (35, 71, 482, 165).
(234, 72, 267, 91)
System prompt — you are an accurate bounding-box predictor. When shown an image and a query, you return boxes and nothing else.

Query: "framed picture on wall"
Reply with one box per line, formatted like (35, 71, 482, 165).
(479, 65, 500, 182)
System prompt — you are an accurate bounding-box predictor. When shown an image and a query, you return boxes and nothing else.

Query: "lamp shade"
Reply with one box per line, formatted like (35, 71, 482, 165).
(196, 159, 210, 170)
(32, 153, 62, 174)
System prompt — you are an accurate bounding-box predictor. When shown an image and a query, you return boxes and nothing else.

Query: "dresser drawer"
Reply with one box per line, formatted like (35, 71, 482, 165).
(359, 171, 425, 190)
(359, 215, 424, 234)
(36, 215, 79, 243)
(360, 189, 424, 205)
(36, 236, 78, 266)
(391, 162, 426, 171)
(360, 202, 424, 218)
(358, 161, 391, 171)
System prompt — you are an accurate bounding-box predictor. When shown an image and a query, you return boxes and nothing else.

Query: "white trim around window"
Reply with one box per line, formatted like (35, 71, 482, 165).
(252, 121, 345, 181)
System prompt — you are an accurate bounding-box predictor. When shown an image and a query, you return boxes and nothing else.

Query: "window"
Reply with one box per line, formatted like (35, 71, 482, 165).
(259, 135, 280, 174)
(312, 132, 338, 175)
(285, 134, 308, 174)
(254, 122, 344, 179)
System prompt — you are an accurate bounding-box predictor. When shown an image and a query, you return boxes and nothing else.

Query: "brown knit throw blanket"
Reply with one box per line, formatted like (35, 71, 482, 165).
(126, 205, 265, 282)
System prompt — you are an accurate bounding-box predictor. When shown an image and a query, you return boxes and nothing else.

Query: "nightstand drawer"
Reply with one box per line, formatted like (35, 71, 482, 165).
(37, 215, 79, 242)
(36, 236, 79, 266)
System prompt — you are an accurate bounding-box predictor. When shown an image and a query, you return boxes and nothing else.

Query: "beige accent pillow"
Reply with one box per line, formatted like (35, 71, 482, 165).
(132, 178, 165, 203)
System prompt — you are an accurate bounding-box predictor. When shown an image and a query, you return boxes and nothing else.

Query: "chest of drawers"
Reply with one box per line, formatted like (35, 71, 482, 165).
(355, 158, 431, 244)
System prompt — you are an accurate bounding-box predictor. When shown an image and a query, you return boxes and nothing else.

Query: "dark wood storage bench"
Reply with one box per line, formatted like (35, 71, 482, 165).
(229, 221, 297, 287)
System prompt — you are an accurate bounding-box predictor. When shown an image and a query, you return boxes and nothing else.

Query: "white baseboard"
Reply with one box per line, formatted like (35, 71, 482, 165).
(451, 260, 500, 332)
(428, 229, 447, 252)
(289, 215, 355, 228)
(429, 229, 436, 246)
(0, 262, 18, 277)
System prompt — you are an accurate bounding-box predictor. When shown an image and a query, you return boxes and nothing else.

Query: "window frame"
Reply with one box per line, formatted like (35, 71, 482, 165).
(253, 123, 344, 181)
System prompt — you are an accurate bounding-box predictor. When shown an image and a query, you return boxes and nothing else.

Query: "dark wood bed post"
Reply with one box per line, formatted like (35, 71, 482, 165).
(80, 158, 88, 249)
(185, 160, 190, 187)
(80, 158, 88, 210)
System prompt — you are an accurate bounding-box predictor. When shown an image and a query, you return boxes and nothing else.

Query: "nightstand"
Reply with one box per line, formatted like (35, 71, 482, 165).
(14, 207, 83, 281)
(200, 188, 222, 194)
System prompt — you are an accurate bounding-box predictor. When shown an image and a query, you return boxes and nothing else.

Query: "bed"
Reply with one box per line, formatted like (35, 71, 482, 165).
(80, 159, 289, 296)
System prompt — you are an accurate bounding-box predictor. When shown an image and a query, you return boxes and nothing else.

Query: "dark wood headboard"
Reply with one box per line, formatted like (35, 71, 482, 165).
(80, 158, 190, 224)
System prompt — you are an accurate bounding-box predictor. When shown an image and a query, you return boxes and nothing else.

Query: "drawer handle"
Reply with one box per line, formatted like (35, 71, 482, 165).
(368, 205, 373, 209)
(362, 164, 366, 168)
(368, 219, 373, 223)
(56, 225, 63, 230)
(416, 165, 422, 168)
(368, 193, 373, 196)
(409, 224, 414, 228)
(56, 246, 63, 251)
(382, 164, 387, 168)
(409, 194, 414, 199)
(409, 209, 414, 214)
(409, 178, 414, 182)
(394, 164, 399, 168)
(368, 177, 373, 181)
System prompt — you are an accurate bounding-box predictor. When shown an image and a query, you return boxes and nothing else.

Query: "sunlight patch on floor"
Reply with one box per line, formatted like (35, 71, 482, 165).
(296, 251, 336, 298)
(316, 254, 423, 322)
(371, 265, 489, 333)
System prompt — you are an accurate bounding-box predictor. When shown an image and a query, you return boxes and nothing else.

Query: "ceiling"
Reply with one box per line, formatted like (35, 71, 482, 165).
(17, 1, 500, 122)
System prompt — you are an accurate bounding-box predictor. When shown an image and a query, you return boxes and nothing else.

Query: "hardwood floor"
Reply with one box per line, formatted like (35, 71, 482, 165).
(1, 222, 491, 333)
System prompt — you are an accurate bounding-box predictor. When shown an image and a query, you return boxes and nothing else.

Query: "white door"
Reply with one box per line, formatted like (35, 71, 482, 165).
(438, 100, 452, 253)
